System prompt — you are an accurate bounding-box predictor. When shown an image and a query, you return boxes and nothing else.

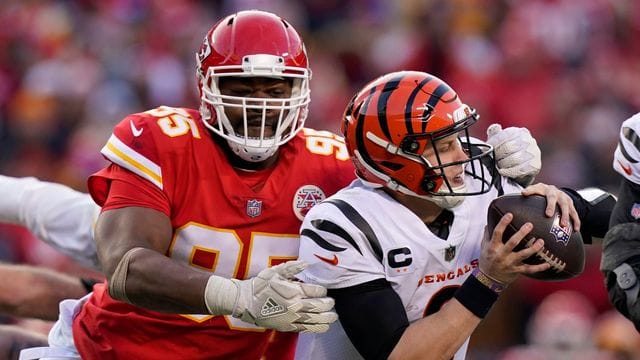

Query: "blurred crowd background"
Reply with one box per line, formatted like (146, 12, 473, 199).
(1, 0, 640, 358)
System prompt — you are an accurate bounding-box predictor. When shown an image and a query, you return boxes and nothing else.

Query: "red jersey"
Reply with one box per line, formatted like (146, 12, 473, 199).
(74, 106, 355, 360)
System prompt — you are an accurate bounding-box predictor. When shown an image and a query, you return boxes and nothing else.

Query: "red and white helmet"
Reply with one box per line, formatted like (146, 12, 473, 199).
(342, 71, 495, 208)
(196, 10, 311, 162)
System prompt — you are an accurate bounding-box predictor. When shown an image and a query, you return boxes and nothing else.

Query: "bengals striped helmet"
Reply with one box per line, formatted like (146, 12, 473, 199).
(342, 71, 495, 207)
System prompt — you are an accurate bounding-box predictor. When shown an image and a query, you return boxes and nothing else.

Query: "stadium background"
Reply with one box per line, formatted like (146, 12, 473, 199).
(0, 0, 639, 357)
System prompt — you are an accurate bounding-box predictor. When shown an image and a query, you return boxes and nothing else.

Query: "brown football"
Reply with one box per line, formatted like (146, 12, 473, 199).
(486, 194, 585, 281)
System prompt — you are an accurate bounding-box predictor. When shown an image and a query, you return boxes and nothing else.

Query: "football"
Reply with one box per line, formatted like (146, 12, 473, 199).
(486, 194, 585, 281)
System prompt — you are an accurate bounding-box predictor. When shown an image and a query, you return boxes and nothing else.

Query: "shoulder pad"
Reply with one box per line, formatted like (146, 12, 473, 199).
(614, 112, 640, 184)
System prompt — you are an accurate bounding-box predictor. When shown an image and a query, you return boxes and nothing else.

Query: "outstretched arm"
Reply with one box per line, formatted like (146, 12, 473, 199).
(0, 263, 91, 320)
(0, 175, 101, 269)
(98, 204, 336, 333)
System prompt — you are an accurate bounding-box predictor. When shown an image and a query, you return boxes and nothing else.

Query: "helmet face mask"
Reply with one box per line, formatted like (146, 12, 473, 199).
(342, 71, 496, 208)
(196, 10, 311, 162)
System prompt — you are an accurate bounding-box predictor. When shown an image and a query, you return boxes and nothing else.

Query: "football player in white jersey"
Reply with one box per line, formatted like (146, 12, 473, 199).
(295, 71, 614, 360)
(601, 112, 640, 332)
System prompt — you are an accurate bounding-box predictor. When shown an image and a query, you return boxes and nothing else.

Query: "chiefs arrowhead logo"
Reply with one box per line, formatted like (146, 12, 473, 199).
(293, 185, 326, 221)
(314, 254, 338, 266)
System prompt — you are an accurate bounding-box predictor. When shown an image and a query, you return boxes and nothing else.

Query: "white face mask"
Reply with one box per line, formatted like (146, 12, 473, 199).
(199, 55, 311, 162)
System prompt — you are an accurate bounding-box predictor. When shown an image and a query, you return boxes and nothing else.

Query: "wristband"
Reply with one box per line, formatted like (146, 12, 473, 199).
(204, 275, 239, 316)
(454, 271, 500, 318)
(471, 268, 506, 294)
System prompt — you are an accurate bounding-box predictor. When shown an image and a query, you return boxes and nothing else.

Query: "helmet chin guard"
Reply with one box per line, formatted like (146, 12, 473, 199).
(226, 137, 279, 162)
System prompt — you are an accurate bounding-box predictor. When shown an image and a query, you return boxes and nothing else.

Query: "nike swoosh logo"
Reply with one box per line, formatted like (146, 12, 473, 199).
(130, 120, 144, 137)
(314, 254, 338, 266)
(618, 160, 633, 176)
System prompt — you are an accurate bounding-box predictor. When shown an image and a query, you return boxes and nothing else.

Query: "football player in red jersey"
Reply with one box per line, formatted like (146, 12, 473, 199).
(295, 71, 615, 360)
(0, 117, 545, 360)
(38, 10, 354, 360)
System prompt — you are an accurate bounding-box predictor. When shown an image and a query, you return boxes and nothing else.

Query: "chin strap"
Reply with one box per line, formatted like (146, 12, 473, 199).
(614, 263, 640, 311)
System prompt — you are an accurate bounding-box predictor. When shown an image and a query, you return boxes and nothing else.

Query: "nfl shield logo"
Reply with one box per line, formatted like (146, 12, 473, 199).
(246, 199, 262, 218)
(549, 214, 571, 246)
(444, 245, 456, 262)
(631, 203, 640, 220)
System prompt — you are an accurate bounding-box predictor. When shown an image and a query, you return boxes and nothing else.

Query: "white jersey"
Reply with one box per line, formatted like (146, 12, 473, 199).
(0, 175, 100, 269)
(613, 112, 640, 184)
(296, 175, 522, 360)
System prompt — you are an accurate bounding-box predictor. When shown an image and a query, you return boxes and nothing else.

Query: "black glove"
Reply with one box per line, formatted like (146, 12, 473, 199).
(601, 223, 640, 330)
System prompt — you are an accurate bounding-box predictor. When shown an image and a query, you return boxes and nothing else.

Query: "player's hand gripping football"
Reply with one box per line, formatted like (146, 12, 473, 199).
(486, 123, 541, 187)
(205, 261, 337, 333)
(522, 182, 581, 231)
(479, 213, 550, 285)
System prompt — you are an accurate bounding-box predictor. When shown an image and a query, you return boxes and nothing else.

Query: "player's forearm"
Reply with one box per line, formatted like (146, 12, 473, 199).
(389, 300, 480, 360)
(390, 268, 502, 360)
(0, 264, 89, 320)
(560, 187, 617, 244)
(96, 207, 235, 315)
(96, 207, 211, 313)
(110, 247, 212, 314)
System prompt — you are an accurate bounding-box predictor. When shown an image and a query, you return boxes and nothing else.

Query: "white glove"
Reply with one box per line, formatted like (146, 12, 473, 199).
(486, 123, 541, 186)
(204, 260, 337, 333)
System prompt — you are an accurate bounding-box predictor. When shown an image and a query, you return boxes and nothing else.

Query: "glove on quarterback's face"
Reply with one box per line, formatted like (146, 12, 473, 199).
(486, 124, 541, 186)
(232, 260, 338, 333)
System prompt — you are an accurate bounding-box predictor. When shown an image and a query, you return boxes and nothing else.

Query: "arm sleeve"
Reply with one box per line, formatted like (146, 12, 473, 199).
(560, 187, 616, 244)
(328, 279, 409, 360)
(609, 179, 640, 227)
